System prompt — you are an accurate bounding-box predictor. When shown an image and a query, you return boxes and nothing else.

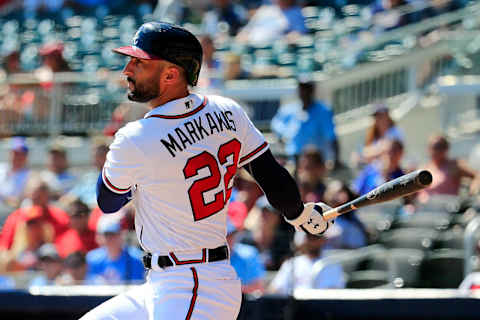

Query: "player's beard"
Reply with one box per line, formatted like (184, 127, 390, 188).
(126, 77, 159, 103)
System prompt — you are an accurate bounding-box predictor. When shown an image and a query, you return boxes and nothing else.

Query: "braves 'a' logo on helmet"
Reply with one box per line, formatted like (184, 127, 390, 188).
(133, 30, 140, 46)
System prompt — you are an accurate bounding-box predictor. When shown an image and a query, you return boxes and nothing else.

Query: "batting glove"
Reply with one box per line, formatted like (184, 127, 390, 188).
(286, 202, 333, 236)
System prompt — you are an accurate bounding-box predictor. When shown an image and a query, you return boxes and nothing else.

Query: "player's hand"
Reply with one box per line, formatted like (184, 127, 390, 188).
(286, 202, 334, 236)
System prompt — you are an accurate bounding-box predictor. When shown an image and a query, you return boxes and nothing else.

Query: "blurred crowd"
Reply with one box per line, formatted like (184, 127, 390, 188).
(0, 0, 469, 137)
(0, 0, 477, 296)
(0, 75, 479, 294)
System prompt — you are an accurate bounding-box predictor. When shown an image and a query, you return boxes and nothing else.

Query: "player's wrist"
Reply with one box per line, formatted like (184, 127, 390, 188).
(286, 202, 332, 235)
(285, 202, 315, 227)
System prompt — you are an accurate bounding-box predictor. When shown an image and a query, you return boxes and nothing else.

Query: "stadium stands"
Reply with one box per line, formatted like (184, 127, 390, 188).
(1, 3, 480, 320)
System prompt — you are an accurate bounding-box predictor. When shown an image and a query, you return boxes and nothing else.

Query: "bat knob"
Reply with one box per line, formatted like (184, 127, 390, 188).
(418, 170, 433, 186)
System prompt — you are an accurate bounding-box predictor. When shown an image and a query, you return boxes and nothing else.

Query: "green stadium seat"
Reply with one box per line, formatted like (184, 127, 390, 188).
(302, 6, 319, 19)
(253, 49, 274, 66)
(296, 55, 315, 73)
(65, 15, 83, 28)
(342, 5, 361, 17)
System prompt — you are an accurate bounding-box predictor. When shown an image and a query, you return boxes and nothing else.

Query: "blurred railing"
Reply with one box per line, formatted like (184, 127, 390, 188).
(0, 72, 123, 137)
(464, 216, 480, 276)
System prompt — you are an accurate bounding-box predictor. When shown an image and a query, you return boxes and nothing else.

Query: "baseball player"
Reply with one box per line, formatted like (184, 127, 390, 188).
(80, 22, 333, 320)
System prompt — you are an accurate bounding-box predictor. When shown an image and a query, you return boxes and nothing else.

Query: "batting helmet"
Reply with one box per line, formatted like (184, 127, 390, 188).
(113, 22, 203, 86)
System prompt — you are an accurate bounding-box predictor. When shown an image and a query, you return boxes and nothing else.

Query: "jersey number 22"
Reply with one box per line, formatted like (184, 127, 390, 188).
(183, 139, 241, 221)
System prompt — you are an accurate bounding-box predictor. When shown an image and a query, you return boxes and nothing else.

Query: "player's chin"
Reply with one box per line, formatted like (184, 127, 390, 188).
(127, 92, 154, 103)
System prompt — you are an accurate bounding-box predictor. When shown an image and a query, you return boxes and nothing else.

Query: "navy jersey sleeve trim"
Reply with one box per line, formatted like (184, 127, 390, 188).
(96, 172, 132, 213)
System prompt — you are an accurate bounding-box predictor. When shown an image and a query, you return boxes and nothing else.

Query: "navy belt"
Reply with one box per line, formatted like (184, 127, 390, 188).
(143, 245, 229, 269)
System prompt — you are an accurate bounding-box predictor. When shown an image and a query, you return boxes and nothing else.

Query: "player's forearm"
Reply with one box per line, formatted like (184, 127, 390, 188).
(96, 173, 131, 213)
(244, 150, 303, 220)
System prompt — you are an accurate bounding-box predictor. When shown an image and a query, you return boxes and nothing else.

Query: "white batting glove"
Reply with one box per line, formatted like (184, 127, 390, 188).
(286, 202, 334, 236)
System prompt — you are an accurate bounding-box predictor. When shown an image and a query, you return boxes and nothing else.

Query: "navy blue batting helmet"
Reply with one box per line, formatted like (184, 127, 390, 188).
(113, 22, 203, 86)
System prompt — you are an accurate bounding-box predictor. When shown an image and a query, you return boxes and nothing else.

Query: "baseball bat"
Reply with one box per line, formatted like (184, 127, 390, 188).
(322, 169, 433, 221)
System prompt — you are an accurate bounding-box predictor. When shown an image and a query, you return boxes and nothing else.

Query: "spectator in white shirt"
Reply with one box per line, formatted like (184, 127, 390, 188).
(0, 137, 31, 208)
(40, 144, 76, 200)
(236, 0, 307, 45)
(269, 226, 345, 295)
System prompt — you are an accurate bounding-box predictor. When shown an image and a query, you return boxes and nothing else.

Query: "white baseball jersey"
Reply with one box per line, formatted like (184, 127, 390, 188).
(102, 93, 268, 254)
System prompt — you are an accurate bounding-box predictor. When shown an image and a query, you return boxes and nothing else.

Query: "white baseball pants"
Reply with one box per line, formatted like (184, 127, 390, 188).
(80, 261, 241, 320)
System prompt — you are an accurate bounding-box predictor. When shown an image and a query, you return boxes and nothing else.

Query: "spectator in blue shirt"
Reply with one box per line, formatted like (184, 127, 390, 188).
(272, 79, 340, 167)
(227, 220, 266, 294)
(324, 180, 368, 249)
(352, 139, 405, 196)
(86, 216, 144, 285)
(278, 0, 308, 34)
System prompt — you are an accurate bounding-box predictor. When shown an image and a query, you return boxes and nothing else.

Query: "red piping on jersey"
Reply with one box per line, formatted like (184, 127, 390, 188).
(102, 168, 131, 193)
(185, 267, 199, 320)
(239, 142, 268, 164)
(146, 97, 208, 119)
(169, 248, 207, 265)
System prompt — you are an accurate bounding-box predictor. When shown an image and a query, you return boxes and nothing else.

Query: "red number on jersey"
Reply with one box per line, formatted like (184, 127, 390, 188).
(218, 139, 241, 204)
(183, 139, 241, 221)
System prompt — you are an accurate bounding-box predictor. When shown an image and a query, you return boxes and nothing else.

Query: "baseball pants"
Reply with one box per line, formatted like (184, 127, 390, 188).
(80, 261, 242, 320)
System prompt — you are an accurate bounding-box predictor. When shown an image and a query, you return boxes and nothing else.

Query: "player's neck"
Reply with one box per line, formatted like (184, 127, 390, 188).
(148, 87, 190, 109)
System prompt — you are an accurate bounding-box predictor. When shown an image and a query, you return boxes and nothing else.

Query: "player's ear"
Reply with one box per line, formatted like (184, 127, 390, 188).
(163, 66, 181, 85)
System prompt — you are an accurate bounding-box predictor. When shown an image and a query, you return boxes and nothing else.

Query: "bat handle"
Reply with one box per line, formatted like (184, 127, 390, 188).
(322, 203, 356, 221)
(322, 208, 340, 221)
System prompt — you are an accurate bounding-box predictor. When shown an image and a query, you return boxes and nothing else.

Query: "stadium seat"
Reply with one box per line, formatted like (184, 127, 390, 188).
(337, 254, 367, 274)
(346, 270, 391, 289)
(378, 228, 438, 251)
(389, 248, 425, 288)
(420, 249, 465, 288)
(434, 229, 465, 250)
(357, 204, 397, 236)
(415, 195, 461, 213)
(363, 248, 391, 271)
(392, 211, 451, 230)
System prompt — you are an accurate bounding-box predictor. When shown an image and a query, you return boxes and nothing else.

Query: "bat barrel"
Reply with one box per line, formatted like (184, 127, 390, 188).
(417, 170, 433, 186)
(321, 169, 433, 222)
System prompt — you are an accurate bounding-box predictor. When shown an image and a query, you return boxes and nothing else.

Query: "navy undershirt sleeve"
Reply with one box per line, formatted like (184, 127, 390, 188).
(243, 150, 304, 220)
(96, 172, 132, 213)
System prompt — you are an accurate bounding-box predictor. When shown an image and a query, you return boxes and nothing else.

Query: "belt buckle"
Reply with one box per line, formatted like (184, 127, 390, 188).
(143, 253, 152, 269)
